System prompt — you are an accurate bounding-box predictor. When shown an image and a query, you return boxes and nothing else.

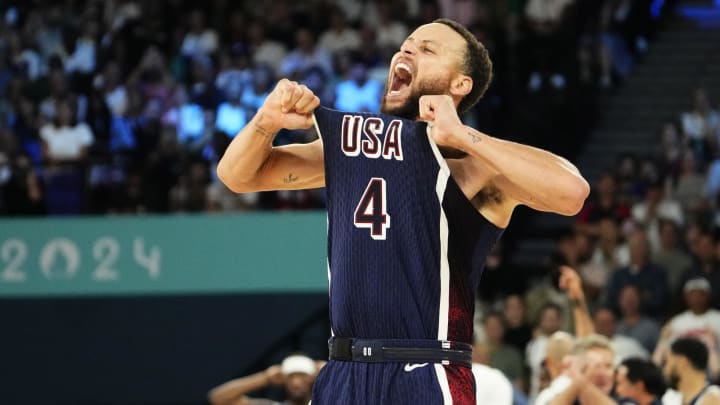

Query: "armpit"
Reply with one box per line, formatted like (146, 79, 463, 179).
(472, 184, 504, 209)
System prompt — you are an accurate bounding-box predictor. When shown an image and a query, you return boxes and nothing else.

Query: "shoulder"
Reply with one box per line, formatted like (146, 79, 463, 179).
(700, 386, 720, 405)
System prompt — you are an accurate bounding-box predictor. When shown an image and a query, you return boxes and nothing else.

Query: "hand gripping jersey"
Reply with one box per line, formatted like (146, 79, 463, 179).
(310, 107, 503, 405)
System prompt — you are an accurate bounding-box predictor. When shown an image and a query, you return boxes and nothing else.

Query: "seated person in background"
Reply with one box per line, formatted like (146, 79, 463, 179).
(616, 284, 661, 353)
(653, 278, 720, 381)
(593, 307, 650, 365)
(614, 357, 666, 405)
(470, 340, 516, 405)
(208, 354, 322, 405)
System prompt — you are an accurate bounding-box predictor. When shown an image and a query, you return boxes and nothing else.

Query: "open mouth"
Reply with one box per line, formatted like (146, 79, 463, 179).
(388, 62, 412, 97)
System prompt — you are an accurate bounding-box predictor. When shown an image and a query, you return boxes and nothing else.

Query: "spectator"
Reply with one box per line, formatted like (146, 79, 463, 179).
(241, 65, 274, 117)
(170, 159, 210, 212)
(614, 358, 666, 405)
(503, 294, 534, 354)
(215, 91, 248, 138)
(280, 28, 334, 80)
(631, 179, 684, 254)
(215, 44, 253, 106)
(681, 88, 719, 157)
(373, 3, 409, 52)
(180, 9, 219, 58)
(605, 230, 668, 318)
(653, 219, 693, 300)
(592, 307, 650, 365)
(534, 331, 575, 405)
(481, 311, 526, 388)
(523, 0, 575, 92)
(616, 284, 661, 353)
(527, 302, 565, 401)
(65, 20, 99, 76)
(666, 151, 708, 222)
(576, 171, 631, 235)
(318, 8, 361, 55)
(586, 216, 629, 299)
(334, 63, 382, 113)
(677, 229, 720, 310)
(547, 334, 617, 405)
(666, 279, 720, 353)
(40, 97, 94, 215)
(208, 354, 320, 405)
(0, 152, 44, 215)
(471, 361, 515, 405)
(246, 21, 287, 77)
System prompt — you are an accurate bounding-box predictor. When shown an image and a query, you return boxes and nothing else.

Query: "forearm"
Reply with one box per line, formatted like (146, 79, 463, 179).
(571, 295, 595, 338)
(208, 371, 271, 405)
(458, 126, 589, 215)
(548, 380, 583, 405)
(577, 383, 617, 405)
(217, 112, 277, 192)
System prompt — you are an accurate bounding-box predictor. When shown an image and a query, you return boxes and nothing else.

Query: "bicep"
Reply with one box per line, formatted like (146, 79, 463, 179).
(252, 139, 325, 191)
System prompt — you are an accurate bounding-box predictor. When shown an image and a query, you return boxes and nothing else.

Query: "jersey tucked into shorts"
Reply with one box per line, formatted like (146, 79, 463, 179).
(312, 107, 503, 404)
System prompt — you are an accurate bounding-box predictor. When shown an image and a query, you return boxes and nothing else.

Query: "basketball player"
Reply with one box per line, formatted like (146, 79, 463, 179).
(662, 337, 720, 405)
(218, 18, 589, 404)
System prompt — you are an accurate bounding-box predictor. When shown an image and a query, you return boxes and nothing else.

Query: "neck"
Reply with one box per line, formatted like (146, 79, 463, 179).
(624, 313, 641, 325)
(637, 393, 656, 405)
(680, 371, 707, 404)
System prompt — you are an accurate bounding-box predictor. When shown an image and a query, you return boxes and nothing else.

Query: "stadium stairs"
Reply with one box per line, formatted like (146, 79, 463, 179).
(510, 0, 720, 271)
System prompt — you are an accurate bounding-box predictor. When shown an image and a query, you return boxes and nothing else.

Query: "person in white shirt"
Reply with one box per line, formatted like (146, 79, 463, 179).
(653, 278, 720, 382)
(180, 10, 218, 58)
(534, 331, 575, 405)
(318, 8, 361, 55)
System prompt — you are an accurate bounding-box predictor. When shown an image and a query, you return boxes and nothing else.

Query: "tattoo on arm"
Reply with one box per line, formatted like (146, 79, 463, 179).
(254, 123, 274, 139)
(283, 173, 299, 184)
(468, 132, 482, 144)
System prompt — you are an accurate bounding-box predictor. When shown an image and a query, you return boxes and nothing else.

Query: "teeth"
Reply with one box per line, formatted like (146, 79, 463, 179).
(395, 62, 411, 75)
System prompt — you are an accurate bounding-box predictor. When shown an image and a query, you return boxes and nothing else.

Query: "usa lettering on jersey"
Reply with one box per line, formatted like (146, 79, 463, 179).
(341, 114, 404, 160)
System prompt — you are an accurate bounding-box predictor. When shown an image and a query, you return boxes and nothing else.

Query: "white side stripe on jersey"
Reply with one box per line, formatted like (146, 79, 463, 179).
(426, 126, 451, 341)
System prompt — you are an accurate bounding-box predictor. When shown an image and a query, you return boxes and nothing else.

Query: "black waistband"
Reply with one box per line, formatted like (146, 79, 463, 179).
(328, 337, 473, 368)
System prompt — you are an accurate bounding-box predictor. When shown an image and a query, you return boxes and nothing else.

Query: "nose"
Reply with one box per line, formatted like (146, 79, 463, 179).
(400, 40, 416, 55)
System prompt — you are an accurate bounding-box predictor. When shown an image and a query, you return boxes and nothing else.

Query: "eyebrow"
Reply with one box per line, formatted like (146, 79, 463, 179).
(405, 37, 440, 47)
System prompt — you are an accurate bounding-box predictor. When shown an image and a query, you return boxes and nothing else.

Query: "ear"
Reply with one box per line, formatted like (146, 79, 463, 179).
(450, 74, 472, 98)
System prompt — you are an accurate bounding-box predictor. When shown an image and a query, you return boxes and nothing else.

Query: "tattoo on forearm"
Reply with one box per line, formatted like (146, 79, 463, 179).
(283, 173, 299, 184)
(254, 123, 274, 139)
(468, 132, 482, 143)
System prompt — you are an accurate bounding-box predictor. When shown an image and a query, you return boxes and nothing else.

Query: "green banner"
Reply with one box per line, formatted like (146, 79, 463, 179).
(0, 213, 328, 297)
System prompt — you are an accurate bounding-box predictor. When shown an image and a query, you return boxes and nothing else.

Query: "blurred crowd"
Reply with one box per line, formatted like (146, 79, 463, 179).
(473, 84, 720, 402)
(0, 0, 670, 216)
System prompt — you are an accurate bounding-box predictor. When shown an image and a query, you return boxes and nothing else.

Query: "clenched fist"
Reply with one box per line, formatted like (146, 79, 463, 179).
(418, 95, 466, 150)
(256, 78, 321, 133)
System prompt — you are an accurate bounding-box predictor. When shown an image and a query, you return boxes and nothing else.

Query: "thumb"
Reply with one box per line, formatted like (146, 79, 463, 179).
(418, 96, 435, 122)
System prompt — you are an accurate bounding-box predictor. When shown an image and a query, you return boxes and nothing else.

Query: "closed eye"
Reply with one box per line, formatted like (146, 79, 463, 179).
(421, 45, 435, 54)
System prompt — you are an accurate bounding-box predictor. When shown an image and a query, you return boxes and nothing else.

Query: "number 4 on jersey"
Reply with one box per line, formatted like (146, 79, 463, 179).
(354, 178, 391, 240)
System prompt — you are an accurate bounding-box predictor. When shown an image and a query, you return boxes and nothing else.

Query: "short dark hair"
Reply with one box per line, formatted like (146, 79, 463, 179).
(620, 358, 666, 398)
(540, 302, 563, 317)
(670, 337, 708, 371)
(433, 18, 492, 114)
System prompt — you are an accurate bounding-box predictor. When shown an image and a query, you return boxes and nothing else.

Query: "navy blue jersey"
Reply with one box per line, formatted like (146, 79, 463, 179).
(312, 107, 504, 405)
(313, 106, 503, 344)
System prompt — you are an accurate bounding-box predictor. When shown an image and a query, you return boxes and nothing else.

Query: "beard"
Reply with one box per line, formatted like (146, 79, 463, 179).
(666, 369, 680, 390)
(380, 77, 450, 120)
